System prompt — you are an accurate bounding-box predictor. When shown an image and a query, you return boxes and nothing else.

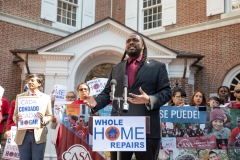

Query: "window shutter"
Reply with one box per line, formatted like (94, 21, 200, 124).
(125, 0, 138, 31)
(41, 0, 57, 21)
(206, 0, 224, 16)
(162, 0, 177, 27)
(82, 0, 95, 28)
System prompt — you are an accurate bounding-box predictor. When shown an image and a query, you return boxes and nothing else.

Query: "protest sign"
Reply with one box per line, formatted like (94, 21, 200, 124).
(92, 116, 146, 151)
(50, 85, 67, 101)
(10, 126, 17, 146)
(0, 86, 4, 98)
(17, 96, 40, 130)
(87, 78, 108, 96)
(65, 104, 80, 116)
(2, 126, 19, 160)
(53, 101, 73, 119)
(166, 122, 174, 129)
(160, 106, 207, 123)
(161, 138, 176, 150)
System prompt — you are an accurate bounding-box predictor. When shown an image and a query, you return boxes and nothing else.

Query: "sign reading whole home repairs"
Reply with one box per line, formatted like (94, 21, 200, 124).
(17, 96, 40, 130)
(93, 116, 146, 151)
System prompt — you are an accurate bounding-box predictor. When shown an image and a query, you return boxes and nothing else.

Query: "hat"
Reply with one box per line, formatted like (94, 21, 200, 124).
(210, 109, 224, 122)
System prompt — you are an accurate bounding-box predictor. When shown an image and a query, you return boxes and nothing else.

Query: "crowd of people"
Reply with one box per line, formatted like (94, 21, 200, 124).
(1, 33, 240, 160)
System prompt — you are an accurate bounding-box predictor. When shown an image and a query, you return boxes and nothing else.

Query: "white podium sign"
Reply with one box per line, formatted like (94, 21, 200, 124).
(17, 96, 41, 130)
(93, 116, 146, 151)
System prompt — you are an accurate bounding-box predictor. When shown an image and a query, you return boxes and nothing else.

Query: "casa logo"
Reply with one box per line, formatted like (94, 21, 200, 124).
(62, 144, 92, 160)
(93, 83, 100, 90)
(177, 139, 194, 148)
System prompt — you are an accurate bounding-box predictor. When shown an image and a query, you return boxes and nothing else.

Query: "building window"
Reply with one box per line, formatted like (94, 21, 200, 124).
(57, 0, 78, 27)
(230, 72, 240, 101)
(232, 0, 240, 10)
(143, 0, 162, 30)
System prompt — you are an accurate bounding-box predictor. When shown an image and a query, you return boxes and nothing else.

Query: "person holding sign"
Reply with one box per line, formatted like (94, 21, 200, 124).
(0, 97, 9, 144)
(71, 83, 90, 141)
(50, 91, 76, 154)
(85, 33, 172, 160)
(13, 74, 52, 160)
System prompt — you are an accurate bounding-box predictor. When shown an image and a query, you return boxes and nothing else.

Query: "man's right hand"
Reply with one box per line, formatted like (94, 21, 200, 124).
(4, 131, 11, 139)
(51, 116, 56, 123)
(16, 114, 22, 121)
(84, 96, 97, 109)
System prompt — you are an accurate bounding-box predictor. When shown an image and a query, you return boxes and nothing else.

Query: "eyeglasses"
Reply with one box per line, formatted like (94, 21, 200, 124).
(66, 96, 75, 99)
(78, 88, 88, 92)
(79, 120, 84, 122)
(235, 90, 240, 94)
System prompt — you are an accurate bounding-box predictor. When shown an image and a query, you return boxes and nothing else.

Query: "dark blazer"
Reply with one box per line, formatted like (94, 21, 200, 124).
(94, 59, 171, 139)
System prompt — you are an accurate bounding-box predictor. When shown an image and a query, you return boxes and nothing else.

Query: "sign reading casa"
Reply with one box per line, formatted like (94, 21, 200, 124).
(93, 116, 146, 151)
(17, 96, 41, 130)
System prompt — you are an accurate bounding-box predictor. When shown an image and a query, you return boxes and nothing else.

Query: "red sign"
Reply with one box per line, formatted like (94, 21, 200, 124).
(176, 137, 217, 149)
(58, 123, 105, 160)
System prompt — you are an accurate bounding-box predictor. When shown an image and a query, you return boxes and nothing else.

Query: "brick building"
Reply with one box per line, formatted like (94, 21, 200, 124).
(0, 0, 240, 159)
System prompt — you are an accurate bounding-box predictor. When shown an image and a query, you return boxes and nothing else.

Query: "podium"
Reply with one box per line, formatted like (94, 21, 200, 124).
(89, 116, 150, 135)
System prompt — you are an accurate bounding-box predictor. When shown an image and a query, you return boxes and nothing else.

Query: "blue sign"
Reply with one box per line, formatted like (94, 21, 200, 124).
(99, 104, 112, 116)
(160, 106, 207, 123)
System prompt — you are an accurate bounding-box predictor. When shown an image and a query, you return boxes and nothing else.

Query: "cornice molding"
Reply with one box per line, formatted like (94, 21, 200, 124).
(18, 53, 74, 60)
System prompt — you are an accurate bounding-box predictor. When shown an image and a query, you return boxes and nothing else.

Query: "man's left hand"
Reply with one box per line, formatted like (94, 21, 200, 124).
(128, 87, 150, 104)
(37, 112, 43, 121)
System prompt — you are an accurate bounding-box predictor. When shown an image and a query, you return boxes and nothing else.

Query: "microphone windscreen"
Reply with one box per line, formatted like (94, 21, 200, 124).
(123, 75, 128, 87)
(110, 79, 117, 86)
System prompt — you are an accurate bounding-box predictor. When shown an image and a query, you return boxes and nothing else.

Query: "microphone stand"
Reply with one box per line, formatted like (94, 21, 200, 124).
(111, 96, 123, 160)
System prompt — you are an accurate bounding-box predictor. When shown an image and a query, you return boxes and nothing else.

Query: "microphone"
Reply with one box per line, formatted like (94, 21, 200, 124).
(122, 75, 129, 113)
(110, 79, 117, 101)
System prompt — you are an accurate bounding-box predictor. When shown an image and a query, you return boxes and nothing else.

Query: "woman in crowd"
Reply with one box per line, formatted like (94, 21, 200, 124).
(205, 109, 231, 139)
(169, 88, 186, 106)
(71, 82, 90, 141)
(190, 90, 207, 106)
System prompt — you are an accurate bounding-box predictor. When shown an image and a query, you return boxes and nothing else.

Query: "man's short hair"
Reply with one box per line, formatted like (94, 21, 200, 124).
(71, 115, 78, 122)
(28, 74, 43, 85)
(80, 115, 85, 119)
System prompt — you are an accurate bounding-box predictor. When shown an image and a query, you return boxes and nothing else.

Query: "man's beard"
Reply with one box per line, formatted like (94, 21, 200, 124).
(126, 48, 142, 58)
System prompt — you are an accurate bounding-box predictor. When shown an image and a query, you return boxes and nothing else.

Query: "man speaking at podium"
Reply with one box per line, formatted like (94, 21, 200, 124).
(85, 33, 171, 160)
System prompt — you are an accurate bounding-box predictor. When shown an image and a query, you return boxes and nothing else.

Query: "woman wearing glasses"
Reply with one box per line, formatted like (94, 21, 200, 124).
(72, 82, 90, 104)
(169, 88, 186, 107)
(71, 82, 90, 141)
